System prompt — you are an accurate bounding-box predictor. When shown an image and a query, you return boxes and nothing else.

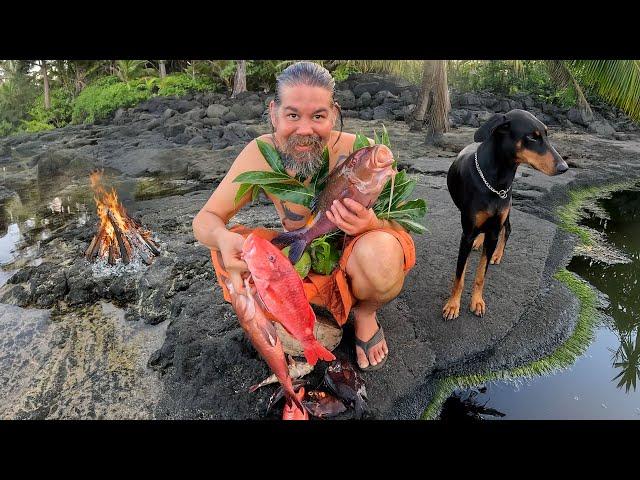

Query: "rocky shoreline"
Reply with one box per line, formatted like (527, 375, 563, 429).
(1, 74, 639, 419)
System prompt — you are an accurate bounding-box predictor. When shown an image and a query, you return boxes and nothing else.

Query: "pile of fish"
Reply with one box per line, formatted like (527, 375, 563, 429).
(260, 356, 368, 420)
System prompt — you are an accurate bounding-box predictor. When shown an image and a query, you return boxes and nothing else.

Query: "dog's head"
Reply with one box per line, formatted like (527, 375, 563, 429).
(474, 109, 568, 176)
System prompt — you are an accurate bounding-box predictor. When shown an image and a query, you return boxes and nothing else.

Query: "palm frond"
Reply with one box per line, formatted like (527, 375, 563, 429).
(544, 60, 593, 118)
(568, 60, 640, 121)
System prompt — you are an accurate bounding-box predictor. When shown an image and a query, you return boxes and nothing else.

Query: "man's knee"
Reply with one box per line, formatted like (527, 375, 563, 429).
(347, 231, 405, 296)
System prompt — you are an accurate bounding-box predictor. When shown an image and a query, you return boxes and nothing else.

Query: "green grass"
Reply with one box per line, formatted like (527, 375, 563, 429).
(556, 181, 640, 247)
(421, 268, 598, 420)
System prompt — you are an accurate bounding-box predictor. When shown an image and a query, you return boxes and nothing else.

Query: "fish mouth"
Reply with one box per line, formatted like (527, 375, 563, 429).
(371, 144, 394, 169)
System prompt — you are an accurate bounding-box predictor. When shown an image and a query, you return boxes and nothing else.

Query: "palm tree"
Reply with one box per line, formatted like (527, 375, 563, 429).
(158, 60, 167, 79)
(41, 60, 51, 110)
(231, 60, 247, 98)
(410, 60, 450, 143)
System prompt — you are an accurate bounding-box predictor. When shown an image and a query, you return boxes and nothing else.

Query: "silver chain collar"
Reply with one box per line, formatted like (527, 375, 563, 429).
(475, 151, 511, 199)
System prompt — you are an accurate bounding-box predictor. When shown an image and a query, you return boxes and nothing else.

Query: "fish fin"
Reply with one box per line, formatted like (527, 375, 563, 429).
(257, 320, 279, 348)
(303, 341, 336, 366)
(309, 196, 319, 213)
(271, 230, 301, 249)
(248, 382, 261, 393)
(354, 394, 367, 419)
(287, 240, 308, 264)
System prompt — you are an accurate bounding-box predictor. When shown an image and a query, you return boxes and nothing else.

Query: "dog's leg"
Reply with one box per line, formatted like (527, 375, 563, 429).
(472, 233, 484, 251)
(490, 213, 511, 264)
(443, 231, 475, 320)
(470, 229, 499, 317)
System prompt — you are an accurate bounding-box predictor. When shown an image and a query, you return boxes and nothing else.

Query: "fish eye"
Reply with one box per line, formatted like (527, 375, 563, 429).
(268, 254, 275, 263)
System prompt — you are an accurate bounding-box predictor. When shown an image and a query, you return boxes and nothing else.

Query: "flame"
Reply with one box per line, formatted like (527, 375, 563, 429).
(89, 171, 129, 253)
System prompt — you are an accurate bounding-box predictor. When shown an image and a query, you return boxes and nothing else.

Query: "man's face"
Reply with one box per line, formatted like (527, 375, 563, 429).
(269, 84, 336, 178)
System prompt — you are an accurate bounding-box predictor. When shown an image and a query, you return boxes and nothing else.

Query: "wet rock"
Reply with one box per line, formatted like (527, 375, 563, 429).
(357, 92, 372, 108)
(567, 107, 593, 126)
(335, 89, 356, 110)
(359, 108, 373, 120)
(163, 108, 177, 120)
(588, 120, 616, 137)
(206, 104, 229, 119)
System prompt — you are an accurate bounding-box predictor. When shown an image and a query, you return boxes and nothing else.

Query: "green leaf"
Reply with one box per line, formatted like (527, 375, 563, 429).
(393, 218, 426, 234)
(353, 132, 371, 151)
(374, 129, 381, 145)
(252, 184, 262, 203)
(381, 124, 391, 148)
(233, 171, 303, 185)
(234, 183, 253, 205)
(256, 139, 285, 174)
(310, 236, 341, 275)
(384, 199, 427, 219)
(262, 183, 315, 207)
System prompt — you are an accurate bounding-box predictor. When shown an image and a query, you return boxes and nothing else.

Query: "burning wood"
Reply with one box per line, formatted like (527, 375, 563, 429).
(85, 171, 160, 265)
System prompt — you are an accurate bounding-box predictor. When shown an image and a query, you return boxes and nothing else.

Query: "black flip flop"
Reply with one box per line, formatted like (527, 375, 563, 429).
(354, 320, 388, 372)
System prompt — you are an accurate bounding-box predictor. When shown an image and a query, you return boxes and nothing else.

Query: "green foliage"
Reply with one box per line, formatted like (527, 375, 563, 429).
(24, 88, 74, 131)
(0, 61, 39, 134)
(281, 246, 312, 278)
(449, 60, 554, 97)
(156, 73, 217, 97)
(71, 76, 153, 124)
(246, 60, 283, 92)
(332, 62, 361, 82)
(309, 233, 342, 275)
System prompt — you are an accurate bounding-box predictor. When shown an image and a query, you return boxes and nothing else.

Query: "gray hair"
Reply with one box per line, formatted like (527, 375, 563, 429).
(274, 61, 336, 105)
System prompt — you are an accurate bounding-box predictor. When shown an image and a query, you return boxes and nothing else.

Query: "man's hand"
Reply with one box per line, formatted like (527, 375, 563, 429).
(218, 230, 250, 293)
(326, 197, 382, 236)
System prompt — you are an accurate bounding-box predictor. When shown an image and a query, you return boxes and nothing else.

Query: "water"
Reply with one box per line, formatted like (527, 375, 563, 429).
(0, 174, 141, 282)
(440, 186, 640, 420)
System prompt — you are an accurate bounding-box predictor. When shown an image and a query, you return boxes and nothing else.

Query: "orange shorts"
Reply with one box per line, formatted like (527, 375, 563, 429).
(210, 225, 416, 327)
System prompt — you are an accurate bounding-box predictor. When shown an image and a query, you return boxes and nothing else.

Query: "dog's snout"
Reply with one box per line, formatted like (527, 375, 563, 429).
(556, 161, 569, 175)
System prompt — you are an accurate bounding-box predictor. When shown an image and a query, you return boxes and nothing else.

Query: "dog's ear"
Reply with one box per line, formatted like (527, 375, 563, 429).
(474, 113, 510, 142)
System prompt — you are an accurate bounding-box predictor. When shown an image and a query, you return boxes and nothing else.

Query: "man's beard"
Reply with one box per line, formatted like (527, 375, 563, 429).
(275, 134, 325, 179)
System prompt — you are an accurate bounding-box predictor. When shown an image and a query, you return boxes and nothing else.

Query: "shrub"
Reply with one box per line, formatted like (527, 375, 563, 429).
(24, 88, 74, 131)
(71, 76, 153, 124)
(157, 73, 217, 97)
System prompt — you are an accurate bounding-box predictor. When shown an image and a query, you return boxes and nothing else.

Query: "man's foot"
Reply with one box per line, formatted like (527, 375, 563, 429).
(353, 308, 388, 370)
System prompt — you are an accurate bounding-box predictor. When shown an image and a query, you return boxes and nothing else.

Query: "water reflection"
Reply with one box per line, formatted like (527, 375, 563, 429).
(440, 185, 640, 419)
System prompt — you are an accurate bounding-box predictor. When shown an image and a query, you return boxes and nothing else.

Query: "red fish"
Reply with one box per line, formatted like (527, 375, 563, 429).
(242, 233, 336, 366)
(272, 144, 396, 263)
(223, 276, 303, 412)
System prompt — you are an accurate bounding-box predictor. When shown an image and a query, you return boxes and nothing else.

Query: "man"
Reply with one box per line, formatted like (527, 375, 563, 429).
(193, 61, 416, 371)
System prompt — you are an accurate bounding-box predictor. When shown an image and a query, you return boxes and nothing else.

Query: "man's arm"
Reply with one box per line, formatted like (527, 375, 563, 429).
(192, 139, 269, 251)
(192, 138, 270, 292)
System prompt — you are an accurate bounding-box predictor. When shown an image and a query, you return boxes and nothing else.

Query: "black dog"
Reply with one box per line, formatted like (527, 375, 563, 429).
(442, 109, 568, 320)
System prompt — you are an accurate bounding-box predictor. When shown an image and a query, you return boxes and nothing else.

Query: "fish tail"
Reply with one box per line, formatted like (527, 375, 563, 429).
(287, 239, 308, 264)
(354, 395, 367, 419)
(303, 341, 336, 366)
(271, 230, 302, 248)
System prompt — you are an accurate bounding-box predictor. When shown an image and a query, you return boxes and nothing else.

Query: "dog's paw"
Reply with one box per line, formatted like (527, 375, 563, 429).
(442, 298, 461, 320)
(470, 296, 486, 317)
(472, 233, 484, 251)
(490, 252, 503, 264)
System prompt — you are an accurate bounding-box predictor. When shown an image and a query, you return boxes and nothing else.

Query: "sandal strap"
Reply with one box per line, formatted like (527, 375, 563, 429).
(354, 322, 385, 355)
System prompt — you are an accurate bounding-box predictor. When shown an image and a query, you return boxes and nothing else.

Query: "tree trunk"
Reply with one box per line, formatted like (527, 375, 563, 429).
(159, 60, 167, 79)
(410, 60, 434, 131)
(425, 60, 450, 143)
(410, 60, 451, 143)
(42, 60, 51, 110)
(231, 60, 247, 98)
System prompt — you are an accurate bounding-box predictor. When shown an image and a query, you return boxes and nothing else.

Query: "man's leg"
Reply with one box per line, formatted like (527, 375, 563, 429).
(346, 231, 406, 369)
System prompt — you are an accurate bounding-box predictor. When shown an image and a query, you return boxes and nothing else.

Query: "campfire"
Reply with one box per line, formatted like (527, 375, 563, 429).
(85, 171, 160, 265)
